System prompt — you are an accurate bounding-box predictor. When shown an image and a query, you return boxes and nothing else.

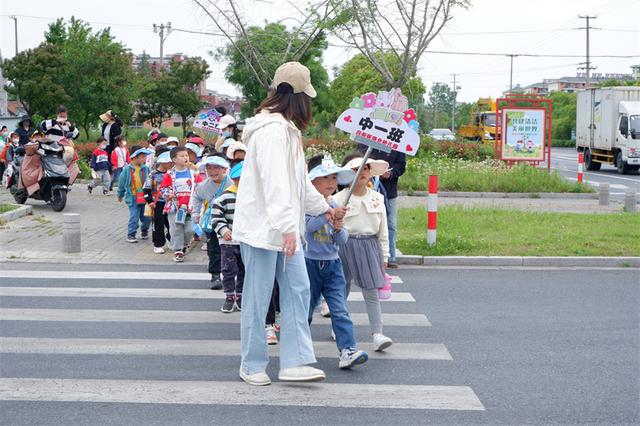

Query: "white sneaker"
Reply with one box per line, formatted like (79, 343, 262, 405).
(339, 348, 368, 369)
(239, 368, 271, 386)
(278, 365, 325, 382)
(373, 333, 393, 352)
(331, 329, 336, 341)
(265, 325, 278, 345)
(153, 247, 165, 254)
(201, 243, 207, 251)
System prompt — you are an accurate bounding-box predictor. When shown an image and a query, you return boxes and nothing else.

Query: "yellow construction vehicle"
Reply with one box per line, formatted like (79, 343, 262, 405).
(458, 98, 499, 144)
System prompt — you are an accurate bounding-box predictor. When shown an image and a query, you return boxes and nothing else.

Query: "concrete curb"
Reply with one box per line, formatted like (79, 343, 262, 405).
(0, 204, 32, 223)
(397, 255, 640, 267)
(398, 191, 598, 199)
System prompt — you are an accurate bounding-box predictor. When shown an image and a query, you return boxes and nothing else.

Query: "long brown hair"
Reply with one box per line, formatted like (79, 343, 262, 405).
(255, 83, 312, 130)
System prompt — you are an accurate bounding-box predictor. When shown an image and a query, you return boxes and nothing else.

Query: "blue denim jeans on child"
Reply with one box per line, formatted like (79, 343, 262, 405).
(306, 258, 356, 352)
(239, 243, 317, 374)
(128, 203, 151, 238)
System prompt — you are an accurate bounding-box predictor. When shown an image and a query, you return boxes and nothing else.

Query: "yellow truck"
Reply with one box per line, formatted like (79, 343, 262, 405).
(459, 98, 499, 144)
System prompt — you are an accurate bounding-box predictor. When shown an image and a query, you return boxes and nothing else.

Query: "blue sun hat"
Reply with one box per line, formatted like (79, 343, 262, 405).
(184, 142, 203, 158)
(197, 155, 229, 171)
(131, 147, 153, 158)
(220, 138, 235, 150)
(308, 154, 355, 186)
(229, 161, 243, 179)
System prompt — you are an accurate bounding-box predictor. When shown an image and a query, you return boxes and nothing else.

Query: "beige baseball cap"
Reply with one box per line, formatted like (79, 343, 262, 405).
(271, 61, 317, 98)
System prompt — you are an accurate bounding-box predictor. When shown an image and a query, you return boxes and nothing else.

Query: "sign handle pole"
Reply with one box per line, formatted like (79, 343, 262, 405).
(343, 146, 374, 206)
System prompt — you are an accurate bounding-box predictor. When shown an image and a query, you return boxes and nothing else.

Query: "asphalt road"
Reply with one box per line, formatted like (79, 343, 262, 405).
(550, 147, 640, 203)
(1, 263, 638, 425)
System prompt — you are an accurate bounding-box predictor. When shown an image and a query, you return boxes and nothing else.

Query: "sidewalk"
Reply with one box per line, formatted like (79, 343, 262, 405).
(397, 195, 625, 213)
(0, 188, 208, 265)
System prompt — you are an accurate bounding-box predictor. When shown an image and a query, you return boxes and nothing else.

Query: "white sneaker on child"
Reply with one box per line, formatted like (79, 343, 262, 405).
(265, 325, 278, 345)
(373, 333, 393, 352)
(153, 247, 165, 254)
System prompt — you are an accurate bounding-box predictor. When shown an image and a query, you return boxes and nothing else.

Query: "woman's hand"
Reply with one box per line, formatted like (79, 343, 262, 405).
(282, 232, 297, 257)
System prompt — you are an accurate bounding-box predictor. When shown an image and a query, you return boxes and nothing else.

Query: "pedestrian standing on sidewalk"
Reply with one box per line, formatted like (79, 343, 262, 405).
(88, 137, 112, 196)
(191, 154, 231, 286)
(159, 146, 203, 263)
(334, 156, 393, 353)
(233, 62, 334, 386)
(211, 160, 245, 312)
(99, 110, 123, 163)
(357, 144, 405, 268)
(117, 145, 153, 243)
(110, 136, 130, 192)
(144, 151, 172, 254)
(304, 154, 369, 369)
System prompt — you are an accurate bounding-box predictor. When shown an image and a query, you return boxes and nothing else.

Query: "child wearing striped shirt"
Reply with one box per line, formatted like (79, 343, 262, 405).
(211, 160, 245, 313)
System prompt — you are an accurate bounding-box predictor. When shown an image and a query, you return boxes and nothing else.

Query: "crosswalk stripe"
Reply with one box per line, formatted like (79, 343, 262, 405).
(0, 270, 403, 285)
(0, 308, 431, 326)
(0, 287, 415, 302)
(0, 337, 452, 360)
(0, 378, 484, 411)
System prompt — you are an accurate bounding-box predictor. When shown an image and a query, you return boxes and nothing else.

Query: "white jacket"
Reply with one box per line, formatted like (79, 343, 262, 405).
(233, 111, 329, 252)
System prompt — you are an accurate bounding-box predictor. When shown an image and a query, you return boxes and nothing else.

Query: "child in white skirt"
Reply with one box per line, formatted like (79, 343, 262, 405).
(333, 155, 393, 352)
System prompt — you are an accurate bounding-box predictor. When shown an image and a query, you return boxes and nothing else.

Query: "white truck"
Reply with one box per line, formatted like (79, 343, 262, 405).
(576, 87, 640, 174)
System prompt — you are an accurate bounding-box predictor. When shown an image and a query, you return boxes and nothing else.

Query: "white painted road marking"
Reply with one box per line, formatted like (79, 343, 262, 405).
(0, 286, 415, 302)
(0, 308, 431, 326)
(0, 378, 485, 411)
(0, 337, 452, 360)
(0, 270, 404, 285)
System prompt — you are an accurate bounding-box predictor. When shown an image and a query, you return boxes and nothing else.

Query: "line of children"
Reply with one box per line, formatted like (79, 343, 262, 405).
(211, 160, 245, 313)
(117, 145, 153, 243)
(87, 137, 111, 195)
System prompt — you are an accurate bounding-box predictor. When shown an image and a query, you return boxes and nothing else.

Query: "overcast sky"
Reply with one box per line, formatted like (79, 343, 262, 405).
(1, 0, 638, 103)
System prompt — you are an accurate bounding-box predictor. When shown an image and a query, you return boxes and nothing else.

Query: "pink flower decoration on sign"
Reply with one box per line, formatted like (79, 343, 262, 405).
(361, 93, 377, 109)
(403, 108, 417, 123)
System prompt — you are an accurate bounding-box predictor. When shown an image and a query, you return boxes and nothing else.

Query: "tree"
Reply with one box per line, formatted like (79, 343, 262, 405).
(219, 22, 330, 117)
(2, 44, 69, 119)
(329, 53, 426, 119)
(549, 91, 576, 141)
(426, 82, 455, 130)
(136, 74, 174, 129)
(167, 57, 211, 136)
(330, 0, 469, 88)
(193, 0, 336, 98)
(44, 18, 137, 138)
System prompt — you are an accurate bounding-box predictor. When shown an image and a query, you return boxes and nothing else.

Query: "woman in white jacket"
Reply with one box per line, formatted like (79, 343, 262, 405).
(233, 62, 334, 386)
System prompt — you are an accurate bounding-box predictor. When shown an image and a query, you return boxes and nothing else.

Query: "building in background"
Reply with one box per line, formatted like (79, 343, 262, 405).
(522, 67, 636, 95)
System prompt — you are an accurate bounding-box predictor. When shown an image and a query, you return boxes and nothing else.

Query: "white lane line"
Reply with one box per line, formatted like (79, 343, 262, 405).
(563, 177, 628, 189)
(0, 287, 415, 302)
(0, 308, 431, 327)
(0, 337, 451, 360)
(0, 271, 403, 285)
(0, 378, 484, 411)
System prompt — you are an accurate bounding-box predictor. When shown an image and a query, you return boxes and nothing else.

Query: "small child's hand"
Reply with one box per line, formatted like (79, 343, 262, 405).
(223, 231, 232, 241)
(149, 202, 156, 209)
(333, 218, 344, 231)
(334, 206, 347, 220)
(193, 214, 200, 224)
(118, 197, 123, 203)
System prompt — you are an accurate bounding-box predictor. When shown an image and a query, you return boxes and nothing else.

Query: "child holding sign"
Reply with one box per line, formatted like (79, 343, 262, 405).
(334, 155, 393, 352)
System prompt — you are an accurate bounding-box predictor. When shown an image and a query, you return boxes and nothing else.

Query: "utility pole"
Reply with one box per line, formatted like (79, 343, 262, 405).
(507, 54, 517, 91)
(578, 15, 597, 88)
(152, 22, 172, 67)
(9, 16, 18, 55)
(451, 74, 460, 132)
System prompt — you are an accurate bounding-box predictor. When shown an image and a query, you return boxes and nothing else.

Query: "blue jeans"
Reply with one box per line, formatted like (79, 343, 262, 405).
(110, 167, 123, 191)
(306, 258, 356, 352)
(239, 243, 316, 374)
(387, 197, 398, 262)
(127, 203, 151, 237)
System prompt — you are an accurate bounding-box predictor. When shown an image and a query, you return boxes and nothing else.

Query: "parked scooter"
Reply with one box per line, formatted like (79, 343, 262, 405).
(6, 137, 76, 212)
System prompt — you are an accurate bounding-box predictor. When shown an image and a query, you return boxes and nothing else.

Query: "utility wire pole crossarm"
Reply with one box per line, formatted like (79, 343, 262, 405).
(152, 22, 172, 67)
